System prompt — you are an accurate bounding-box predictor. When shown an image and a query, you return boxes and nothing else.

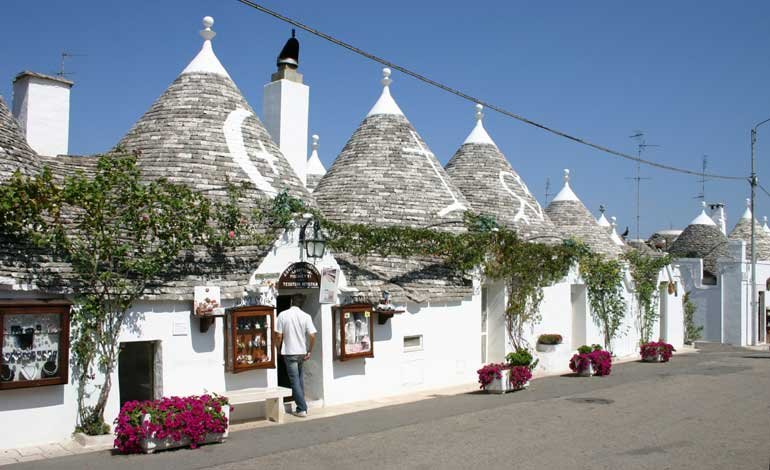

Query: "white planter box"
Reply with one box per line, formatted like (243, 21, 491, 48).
(485, 369, 529, 394)
(577, 363, 594, 377)
(536, 342, 567, 353)
(140, 406, 229, 454)
(643, 353, 664, 363)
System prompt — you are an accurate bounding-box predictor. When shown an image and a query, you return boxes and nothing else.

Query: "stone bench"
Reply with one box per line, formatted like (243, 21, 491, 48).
(226, 386, 293, 424)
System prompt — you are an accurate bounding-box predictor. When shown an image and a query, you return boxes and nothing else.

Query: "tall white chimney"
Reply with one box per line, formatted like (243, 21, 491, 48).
(12, 71, 73, 156)
(263, 31, 309, 186)
(708, 202, 727, 235)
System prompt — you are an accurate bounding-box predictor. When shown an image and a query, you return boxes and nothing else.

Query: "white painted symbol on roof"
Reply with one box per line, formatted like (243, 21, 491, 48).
(255, 139, 278, 175)
(403, 130, 466, 217)
(499, 171, 544, 225)
(224, 108, 277, 197)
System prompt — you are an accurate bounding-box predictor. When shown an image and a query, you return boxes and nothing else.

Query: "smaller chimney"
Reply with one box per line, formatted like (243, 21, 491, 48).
(708, 202, 727, 235)
(12, 71, 73, 156)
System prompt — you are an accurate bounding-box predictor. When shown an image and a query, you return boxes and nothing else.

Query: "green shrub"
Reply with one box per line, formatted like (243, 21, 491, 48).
(577, 344, 603, 354)
(537, 334, 563, 345)
(505, 348, 539, 370)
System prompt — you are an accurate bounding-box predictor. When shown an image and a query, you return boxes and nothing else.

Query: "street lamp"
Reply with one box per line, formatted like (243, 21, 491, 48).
(299, 215, 326, 259)
(750, 117, 770, 345)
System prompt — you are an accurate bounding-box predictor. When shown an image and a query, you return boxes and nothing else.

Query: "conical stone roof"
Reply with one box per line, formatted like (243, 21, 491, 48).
(544, 169, 622, 258)
(314, 68, 469, 231)
(314, 69, 472, 303)
(728, 199, 770, 261)
(119, 18, 310, 206)
(669, 203, 729, 277)
(0, 97, 39, 180)
(445, 104, 559, 241)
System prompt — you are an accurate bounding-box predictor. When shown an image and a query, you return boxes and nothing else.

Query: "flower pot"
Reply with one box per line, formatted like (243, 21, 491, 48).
(536, 342, 565, 353)
(577, 363, 594, 377)
(139, 406, 229, 454)
(643, 353, 663, 363)
(486, 369, 513, 394)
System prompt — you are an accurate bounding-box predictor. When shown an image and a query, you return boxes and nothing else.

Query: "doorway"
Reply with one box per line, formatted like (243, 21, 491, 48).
(118, 341, 156, 406)
(276, 295, 292, 394)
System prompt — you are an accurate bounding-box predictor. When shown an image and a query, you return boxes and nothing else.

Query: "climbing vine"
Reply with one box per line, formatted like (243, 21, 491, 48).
(579, 253, 627, 355)
(625, 251, 672, 344)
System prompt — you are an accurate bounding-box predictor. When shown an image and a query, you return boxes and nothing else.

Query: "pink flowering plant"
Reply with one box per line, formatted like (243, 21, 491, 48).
(114, 394, 231, 454)
(640, 341, 675, 362)
(477, 363, 505, 389)
(508, 365, 533, 389)
(569, 344, 612, 376)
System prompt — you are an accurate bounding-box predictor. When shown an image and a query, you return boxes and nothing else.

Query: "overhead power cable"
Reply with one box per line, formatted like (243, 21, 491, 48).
(233, 0, 749, 182)
(758, 182, 770, 200)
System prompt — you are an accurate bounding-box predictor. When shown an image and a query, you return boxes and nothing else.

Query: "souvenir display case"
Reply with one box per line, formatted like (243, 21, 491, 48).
(0, 301, 70, 390)
(225, 305, 275, 372)
(333, 304, 374, 361)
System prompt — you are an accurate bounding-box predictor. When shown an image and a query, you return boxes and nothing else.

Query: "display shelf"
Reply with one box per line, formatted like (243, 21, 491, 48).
(333, 303, 375, 361)
(225, 305, 275, 372)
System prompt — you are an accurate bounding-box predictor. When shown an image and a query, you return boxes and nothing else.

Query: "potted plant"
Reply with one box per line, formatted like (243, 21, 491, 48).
(569, 344, 612, 377)
(535, 333, 564, 353)
(114, 394, 231, 454)
(477, 348, 537, 394)
(640, 341, 675, 363)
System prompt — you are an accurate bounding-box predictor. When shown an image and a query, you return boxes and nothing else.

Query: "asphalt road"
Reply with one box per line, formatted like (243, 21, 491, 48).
(11, 348, 770, 470)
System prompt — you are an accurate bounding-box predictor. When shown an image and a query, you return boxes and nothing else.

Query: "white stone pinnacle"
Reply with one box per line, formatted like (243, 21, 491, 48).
(367, 67, 404, 117)
(690, 200, 717, 226)
(552, 169, 579, 202)
(307, 133, 326, 176)
(462, 103, 496, 146)
(181, 16, 231, 78)
(741, 197, 752, 220)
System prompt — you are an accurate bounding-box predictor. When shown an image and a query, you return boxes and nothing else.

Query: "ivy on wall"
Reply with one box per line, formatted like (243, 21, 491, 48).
(578, 253, 627, 355)
(625, 251, 672, 344)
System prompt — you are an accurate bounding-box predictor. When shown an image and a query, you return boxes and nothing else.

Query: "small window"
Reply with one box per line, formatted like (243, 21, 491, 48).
(403, 335, 423, 352)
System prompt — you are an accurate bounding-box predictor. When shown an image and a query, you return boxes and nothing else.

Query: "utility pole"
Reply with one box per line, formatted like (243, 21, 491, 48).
(627, 132, 658, 241)
(750, 118, 770, 345)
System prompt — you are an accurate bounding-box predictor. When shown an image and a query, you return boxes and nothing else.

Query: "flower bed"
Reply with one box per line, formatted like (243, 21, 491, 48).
(569, 345, 612, 376)
(114, 394, 231, 454)
(640, 341, 675, 362)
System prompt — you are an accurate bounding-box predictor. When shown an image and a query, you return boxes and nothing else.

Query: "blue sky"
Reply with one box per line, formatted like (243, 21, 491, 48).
(4, 1, 770, 238)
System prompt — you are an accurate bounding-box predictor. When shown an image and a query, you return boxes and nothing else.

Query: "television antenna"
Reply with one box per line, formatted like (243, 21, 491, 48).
(544, 177, 552, 205)
(626, 131, 659, 241)
(694, 155, 709, 202)
(57, 52, 86, 77)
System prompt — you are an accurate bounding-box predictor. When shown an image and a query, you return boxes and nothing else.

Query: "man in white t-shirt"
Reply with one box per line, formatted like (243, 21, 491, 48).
(275, 293, 317, 417)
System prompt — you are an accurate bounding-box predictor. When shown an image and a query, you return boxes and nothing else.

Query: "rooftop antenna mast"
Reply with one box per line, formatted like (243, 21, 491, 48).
(58, 52, 86, 77)
(695, 155, 708, 202)
(544, 177, 551, 205)
(626, 131, 658, 241)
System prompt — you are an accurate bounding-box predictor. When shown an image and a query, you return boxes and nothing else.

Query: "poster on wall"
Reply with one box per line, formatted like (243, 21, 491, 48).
(194, 286, 224, 317)
(319, 267, 339, 304)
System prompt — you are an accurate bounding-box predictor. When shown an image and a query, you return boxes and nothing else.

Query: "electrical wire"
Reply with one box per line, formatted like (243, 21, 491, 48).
(233, 0, 749, 182)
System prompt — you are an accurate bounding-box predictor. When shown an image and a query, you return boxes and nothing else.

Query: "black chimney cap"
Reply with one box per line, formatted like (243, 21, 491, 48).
(277, 29, 299, 68)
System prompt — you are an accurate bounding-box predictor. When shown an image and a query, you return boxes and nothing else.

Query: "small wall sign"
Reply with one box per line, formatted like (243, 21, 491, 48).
(319, 267, 339, 304)
(277, 262, 321, 289)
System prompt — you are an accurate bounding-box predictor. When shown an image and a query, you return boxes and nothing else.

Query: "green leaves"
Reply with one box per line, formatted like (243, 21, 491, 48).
(579, 252, 627, 354)
(625, 251, 672, 344)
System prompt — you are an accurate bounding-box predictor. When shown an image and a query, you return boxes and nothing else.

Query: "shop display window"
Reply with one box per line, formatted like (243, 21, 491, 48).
(0, 301, 70, 390)
(333, 304, 375, 361)
(225, 305, 276, 372)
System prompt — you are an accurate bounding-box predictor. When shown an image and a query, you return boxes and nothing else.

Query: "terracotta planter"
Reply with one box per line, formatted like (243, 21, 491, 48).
(139, 407, 229, 454)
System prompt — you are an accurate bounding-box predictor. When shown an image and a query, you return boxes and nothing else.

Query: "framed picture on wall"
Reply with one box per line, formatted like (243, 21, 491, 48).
(0, 301, 70, 390)
(333, 304, 375, 361)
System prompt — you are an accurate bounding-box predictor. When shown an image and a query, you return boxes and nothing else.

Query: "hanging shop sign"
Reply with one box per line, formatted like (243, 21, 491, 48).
(277, 262, 320, 289)
(319, 267, 340, 304)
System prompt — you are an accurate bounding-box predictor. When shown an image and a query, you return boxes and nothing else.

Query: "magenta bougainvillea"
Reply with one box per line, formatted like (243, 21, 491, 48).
(477, 363, 505, 389)
(114, 394, 231, 454)
(477, 363, 532, 390)
(569, 350, 612, 376)
(508, 365, 532, 389)
(640, 341, 675, 362)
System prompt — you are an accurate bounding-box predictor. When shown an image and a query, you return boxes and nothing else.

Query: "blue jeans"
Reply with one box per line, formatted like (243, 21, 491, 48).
(284, 355, 307, 412)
